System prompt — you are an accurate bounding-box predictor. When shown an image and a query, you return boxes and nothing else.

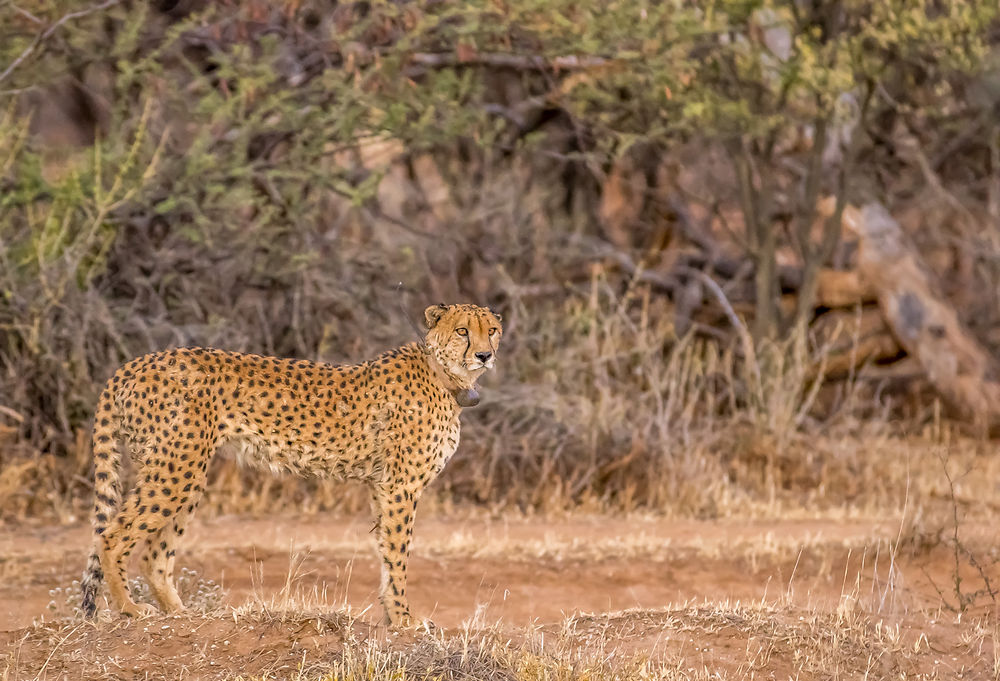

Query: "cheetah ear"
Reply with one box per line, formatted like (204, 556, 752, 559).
(490, 308, 502, 322)
(424, 304, 449, 329)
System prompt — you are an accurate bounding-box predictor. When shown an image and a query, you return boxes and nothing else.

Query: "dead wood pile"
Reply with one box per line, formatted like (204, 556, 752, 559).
(593, 188, 1000, 426)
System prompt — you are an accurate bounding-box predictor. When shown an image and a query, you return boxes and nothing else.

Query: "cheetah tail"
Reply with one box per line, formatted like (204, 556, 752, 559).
(81, 383, 122, 618)
(80, 550, 103, 617)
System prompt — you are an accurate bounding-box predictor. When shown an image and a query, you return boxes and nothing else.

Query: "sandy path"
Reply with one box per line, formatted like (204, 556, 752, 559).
(0, 513, 909, 629)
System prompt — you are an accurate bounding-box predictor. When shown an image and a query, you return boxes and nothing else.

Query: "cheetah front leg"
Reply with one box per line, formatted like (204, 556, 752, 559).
(369, 483, 422, 628)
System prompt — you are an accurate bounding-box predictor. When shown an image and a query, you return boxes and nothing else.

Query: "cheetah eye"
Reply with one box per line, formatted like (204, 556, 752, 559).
(489, 328, 499, 336)
(456, 327, 468, 336)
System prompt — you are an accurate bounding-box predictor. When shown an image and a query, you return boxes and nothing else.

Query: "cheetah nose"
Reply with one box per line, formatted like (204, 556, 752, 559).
(474, 351, 492, 363)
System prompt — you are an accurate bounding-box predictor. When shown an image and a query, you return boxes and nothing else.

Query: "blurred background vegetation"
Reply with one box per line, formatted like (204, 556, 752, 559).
(2, 0, 1000, 519)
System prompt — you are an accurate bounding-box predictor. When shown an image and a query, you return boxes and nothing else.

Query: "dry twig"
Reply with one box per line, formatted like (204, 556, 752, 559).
(0, 0, 121, 85)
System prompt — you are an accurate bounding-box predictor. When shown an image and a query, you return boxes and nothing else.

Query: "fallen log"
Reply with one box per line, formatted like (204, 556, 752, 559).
(810, 305, 902, 379)
(839, 201, 1000, 426)
(814, 269, 877, 309)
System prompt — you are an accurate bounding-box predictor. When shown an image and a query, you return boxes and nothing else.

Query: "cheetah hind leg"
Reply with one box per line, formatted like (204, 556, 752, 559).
(140, 514, 190, 613)
(140, 474, 207, 613)
(99, 494, 165, 618)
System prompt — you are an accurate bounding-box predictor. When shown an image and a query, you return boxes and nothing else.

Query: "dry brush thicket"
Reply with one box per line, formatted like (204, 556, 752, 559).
(1, 1, 1000, 519)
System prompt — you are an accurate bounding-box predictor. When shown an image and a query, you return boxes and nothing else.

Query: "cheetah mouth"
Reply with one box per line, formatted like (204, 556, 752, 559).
(466, 359, 495, 371)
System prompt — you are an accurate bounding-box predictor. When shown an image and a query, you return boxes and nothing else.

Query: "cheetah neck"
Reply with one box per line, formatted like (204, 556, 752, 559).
(421, 345, 479, 408)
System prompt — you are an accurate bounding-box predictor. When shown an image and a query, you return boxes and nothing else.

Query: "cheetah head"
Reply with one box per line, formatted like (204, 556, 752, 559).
(424, 303, 503, 388)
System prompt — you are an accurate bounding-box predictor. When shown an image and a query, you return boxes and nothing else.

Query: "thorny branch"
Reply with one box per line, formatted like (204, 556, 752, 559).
(0, 0, 122, 86)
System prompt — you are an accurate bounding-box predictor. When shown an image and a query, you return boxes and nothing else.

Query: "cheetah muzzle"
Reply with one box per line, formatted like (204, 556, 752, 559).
(80, 303, 502, 628)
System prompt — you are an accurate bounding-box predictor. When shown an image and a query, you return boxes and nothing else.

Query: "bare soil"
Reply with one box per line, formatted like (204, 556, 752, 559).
(1, 513, 998, 679)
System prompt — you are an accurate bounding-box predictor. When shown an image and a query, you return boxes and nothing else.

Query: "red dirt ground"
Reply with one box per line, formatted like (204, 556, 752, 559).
(1, 513, 998, 679)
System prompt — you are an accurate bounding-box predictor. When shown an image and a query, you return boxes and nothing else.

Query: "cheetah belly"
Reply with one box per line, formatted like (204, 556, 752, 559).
(223, 432, 385, 481)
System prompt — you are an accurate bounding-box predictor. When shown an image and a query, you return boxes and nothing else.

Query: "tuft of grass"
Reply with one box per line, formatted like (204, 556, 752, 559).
(7, 598, 999, 680)
(43, 568, 226, 621)
(127, 567, 227, 615)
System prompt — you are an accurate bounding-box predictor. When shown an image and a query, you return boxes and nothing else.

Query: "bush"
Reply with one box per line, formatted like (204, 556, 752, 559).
(1, 0, 999, 516)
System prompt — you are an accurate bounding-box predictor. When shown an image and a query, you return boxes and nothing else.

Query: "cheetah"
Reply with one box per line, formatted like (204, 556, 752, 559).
(80, 303, 502, 627)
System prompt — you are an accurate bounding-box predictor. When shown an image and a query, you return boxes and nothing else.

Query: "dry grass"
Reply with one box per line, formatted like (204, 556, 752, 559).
(5, 592, 998, 680)
(4, 275, 1000, 524)
(4, 416, 997, 524)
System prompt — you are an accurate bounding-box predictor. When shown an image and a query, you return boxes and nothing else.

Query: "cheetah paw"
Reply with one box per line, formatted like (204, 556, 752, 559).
(389, 614, 437, 634)
(415, 618, 438, 634)
(122, 602, 159, 618)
